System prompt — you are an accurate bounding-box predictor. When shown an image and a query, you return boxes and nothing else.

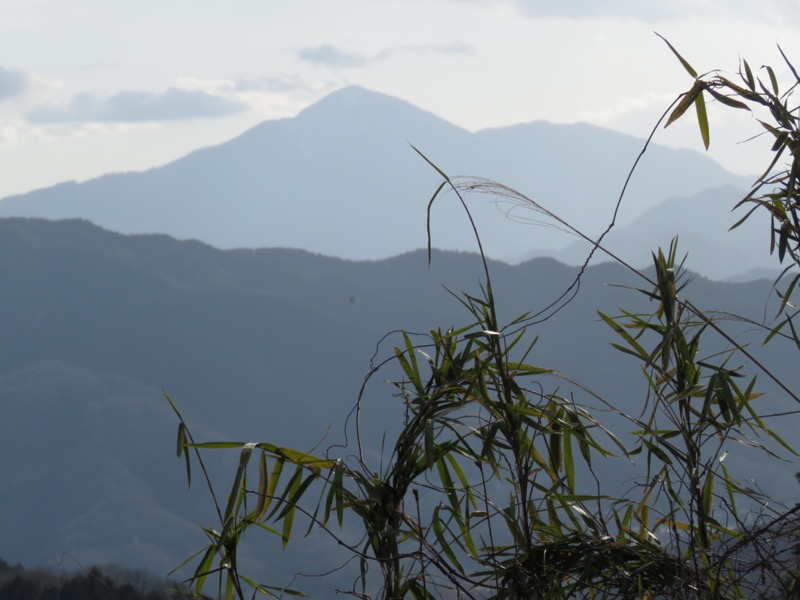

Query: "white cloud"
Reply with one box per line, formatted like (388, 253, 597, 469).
(26, 87, 247, 123)
(297, 45, 367, 68)
(466, 0, 799, 24)
(297, 42, 475, 69)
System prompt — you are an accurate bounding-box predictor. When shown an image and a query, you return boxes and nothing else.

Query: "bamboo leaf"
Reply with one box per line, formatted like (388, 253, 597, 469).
(176, 422, 187, 457)
(694, 90, 710, 150)
(656, 33, 698, 78)
(424, 420, 435, 468)
(239, 574, 308, 597)
(779, 220, 790, 263)
(192, 545, 216, 595)
(261, 457, 284, 517)
(563, 428, 576, 492)
(223, 446, 254, 523)
(255, 451, 269, 521)
(598, 311, 651, 360)
(665, 82, 704, 129)
(432, 507, 463, 572)
(190, 441, 248, 449)
(701, 471, 714, 517)
(436, 457, 459, 514)
(706, 88, 750, 111)
(549, 418, 562, 474)
(742, 59, 755, 91)
(334, 461, 344, 527)
(281, 505, 295, 549)
(766, 65, 779, 95)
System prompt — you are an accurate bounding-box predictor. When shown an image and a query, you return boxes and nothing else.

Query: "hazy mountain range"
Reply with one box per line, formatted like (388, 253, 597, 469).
(0, 85, 769, 280)
(1, 217, 797, 595)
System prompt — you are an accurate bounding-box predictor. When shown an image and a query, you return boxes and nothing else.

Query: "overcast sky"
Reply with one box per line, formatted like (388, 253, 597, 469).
(0, 0, 798, 199)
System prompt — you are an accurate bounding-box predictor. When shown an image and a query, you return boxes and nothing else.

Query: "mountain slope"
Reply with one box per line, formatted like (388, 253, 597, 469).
(1, 217, 796, 588)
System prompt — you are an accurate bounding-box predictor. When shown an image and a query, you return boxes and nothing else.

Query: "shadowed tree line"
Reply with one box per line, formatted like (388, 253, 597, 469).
(0, 558, 187, 600)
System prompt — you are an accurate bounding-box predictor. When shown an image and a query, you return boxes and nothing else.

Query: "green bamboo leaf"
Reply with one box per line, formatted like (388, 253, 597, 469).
(701, 471, 714, 517)
(765, 427, 799, 456)
(239, 574, 308, 598)
(598, 311, 650, 359)
(742, 58, 755, 91)
(768, 273, 800, 316)
(563, 428, 575, 492)
(665, 82, 704, 129)
(445, 453, 476, 509)
(763, 317, 788, 345)
(255, 451, 269, 521)
(771, 131, 790, 153)
(261, 457, 284, 516)
(191, 441, 248, 449)
(249, 520, 281, 537)
(285, 473, 318, 522)
(192, 545, 216, 595)
(176, 422, 186, 457)
(281, 505, 295, 549)
(720, 464, 738, 515)
(717, 374, 739, 424)
(549, 418, 562, 474)
(766, 65, 779, 95)
(272, 467, 304, 520)
(643, 438, 673, 466)
(787, 317, 800, 353)
(260, 445, 336, 469)
(424, 420, 434, 468)
(334, 460, 344, 527)
(404, 332, 422, 388)
(225, 570, 234, 600)
(432, 506, 463, 572)
(656, 33, 698, 78)
(223, 464, 246, 524)
(504, 362, 552, 375)
(221, 444, 256, 523)
(778, 220, 790, 263)
(706, 88, 750, 111)
(757, 119, 782, 137)
(178, 428, 191, 488)
(436, 457, 459, 514)
(163, 390, 183, 419)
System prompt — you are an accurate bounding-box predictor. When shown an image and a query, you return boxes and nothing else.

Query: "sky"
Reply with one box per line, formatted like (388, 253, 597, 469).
(0, 0, 798, 200)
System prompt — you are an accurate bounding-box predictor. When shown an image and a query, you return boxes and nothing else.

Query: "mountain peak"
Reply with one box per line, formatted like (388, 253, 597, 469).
(296, 86, 460, 132)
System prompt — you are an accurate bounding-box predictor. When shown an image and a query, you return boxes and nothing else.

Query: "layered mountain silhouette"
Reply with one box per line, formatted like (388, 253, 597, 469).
(543, 185, 778, 280)
(0, 86, 756, 277)
(1, 218, 797, 593)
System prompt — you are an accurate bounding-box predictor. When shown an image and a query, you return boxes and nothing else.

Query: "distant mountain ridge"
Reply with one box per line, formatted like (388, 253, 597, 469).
(527, 185, 776, 280)
(0, 86, 753, 273)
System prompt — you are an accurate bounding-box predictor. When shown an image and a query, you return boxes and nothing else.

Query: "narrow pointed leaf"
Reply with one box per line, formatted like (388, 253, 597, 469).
(694, 90, 709, 149)
(657, 33, 697, 78)
(255, 451, 269, 521)
(706, 88, 750, 110)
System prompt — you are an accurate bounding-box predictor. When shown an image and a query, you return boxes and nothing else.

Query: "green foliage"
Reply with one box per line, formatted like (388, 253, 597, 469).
(660, 36, 800, 320)
(169, 42, 800, 599)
